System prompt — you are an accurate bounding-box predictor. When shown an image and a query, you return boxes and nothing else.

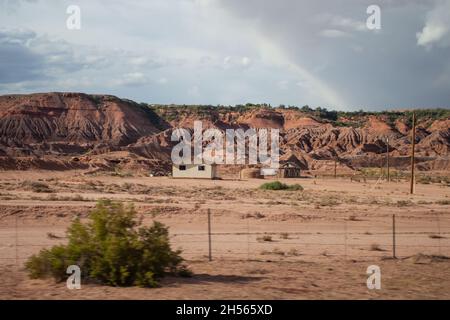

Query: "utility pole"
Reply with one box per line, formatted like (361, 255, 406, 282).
(410, 112, 416, 194)
(392, 214, 396, 259)
(207, 209, 212, 261)
(386, 137, 390, 183)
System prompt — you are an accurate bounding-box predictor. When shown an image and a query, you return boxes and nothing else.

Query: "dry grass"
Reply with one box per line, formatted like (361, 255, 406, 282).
(429, 234, 445, 239)
(22, 181, 54, 193)
(46, 232, 63, 239)
(257, 235, 273, 242)
(280, 232, 289, 240)
(396, 200, 413, 207)
(370, 243, 384, 252)
(260, 248, 284, 256)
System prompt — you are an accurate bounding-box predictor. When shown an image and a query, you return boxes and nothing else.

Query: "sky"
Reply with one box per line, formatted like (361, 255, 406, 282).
(0, 0, 450, 110)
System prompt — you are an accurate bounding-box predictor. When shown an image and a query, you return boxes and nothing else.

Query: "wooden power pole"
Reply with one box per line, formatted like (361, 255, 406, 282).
(392, 214, 396, 259)
(386, 137, 390, 183)
(410, 112, 416, 194)
(207, 209, 212, 261)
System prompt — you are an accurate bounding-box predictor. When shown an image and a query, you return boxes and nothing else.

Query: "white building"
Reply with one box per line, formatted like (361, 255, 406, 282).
(172, 163, 218, 179)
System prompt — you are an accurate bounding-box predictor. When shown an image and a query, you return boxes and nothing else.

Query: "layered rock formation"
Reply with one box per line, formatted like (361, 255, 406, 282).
(0, 92, 448, 173)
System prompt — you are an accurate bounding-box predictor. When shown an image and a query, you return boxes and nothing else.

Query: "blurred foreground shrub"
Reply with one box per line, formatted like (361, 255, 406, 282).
(26, 200, 190, 287)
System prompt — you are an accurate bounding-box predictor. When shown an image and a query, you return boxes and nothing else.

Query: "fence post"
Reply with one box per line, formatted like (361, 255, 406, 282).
(436, 213, 441, 256)
(247, 218, 250, 261)
(15, 214, 19, 269)
(344, 218, 348, 260)
(392, 214, 396, 259)
(334, 158, 337, 179)
(207, 209, 212, 261)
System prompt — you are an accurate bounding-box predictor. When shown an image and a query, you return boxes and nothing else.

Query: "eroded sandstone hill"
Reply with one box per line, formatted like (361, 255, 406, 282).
(0, 92, 449, 173)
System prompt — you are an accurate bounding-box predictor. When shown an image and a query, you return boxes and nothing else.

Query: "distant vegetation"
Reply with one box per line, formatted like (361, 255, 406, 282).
(26, 200, 190, 287)
(259, 181, 304, 191)
(21, 181, 53, 193)
(143, 102, 449, 127)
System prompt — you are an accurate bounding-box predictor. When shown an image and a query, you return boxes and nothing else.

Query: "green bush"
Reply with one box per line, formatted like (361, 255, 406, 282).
(396, 200, 413, 207)
(260, 181, 288, 190)
(259, 181, 303, 191)
(287, 184, 304, 191)
(25, 200, 189, 287)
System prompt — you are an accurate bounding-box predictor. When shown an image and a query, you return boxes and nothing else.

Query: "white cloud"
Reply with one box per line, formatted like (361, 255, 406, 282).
(222, 55, 252, 69)
(55, 77, 94, 89)
(112, 72, 148, 87)
(417, 0, 450, 48)
(129, 57, 151, 67)
(330, 16, 367, 32)
(417, 24, 447, 47)
(157, 77, 168, 84)
(319, 29, 350, 38)
(223, 56, 232, 68)
(241, 56, 251, 66)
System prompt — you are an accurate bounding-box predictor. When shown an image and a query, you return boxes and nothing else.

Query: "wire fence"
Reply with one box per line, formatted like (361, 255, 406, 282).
(1, 210, 450, 264)
(169, 210, 450, 261)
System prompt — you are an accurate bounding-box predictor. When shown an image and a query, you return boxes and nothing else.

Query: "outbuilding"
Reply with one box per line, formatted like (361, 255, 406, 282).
(172, 163, 218, 179)
(277, 161, 301, 178)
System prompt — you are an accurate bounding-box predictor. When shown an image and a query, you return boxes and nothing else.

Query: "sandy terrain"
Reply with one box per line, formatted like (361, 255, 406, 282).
(0, 170, 449, 299)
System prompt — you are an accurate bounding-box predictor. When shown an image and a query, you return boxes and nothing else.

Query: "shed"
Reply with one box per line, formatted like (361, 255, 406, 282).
(277, 161, 301, 178)
(172, 163, 218, 179)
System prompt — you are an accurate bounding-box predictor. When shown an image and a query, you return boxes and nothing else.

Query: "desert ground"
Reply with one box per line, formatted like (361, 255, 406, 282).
(0, 170, 449, 299)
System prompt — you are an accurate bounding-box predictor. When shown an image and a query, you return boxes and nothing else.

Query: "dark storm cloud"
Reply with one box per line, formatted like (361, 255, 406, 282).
(216, 0, 450, 109)
(0, 28, 91, 85)
(0, 30, 46, 83)
(0, 27, 165, 90)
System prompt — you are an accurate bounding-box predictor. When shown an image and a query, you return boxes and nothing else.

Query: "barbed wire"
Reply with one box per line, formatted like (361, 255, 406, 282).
(1, 214, 449, 263)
